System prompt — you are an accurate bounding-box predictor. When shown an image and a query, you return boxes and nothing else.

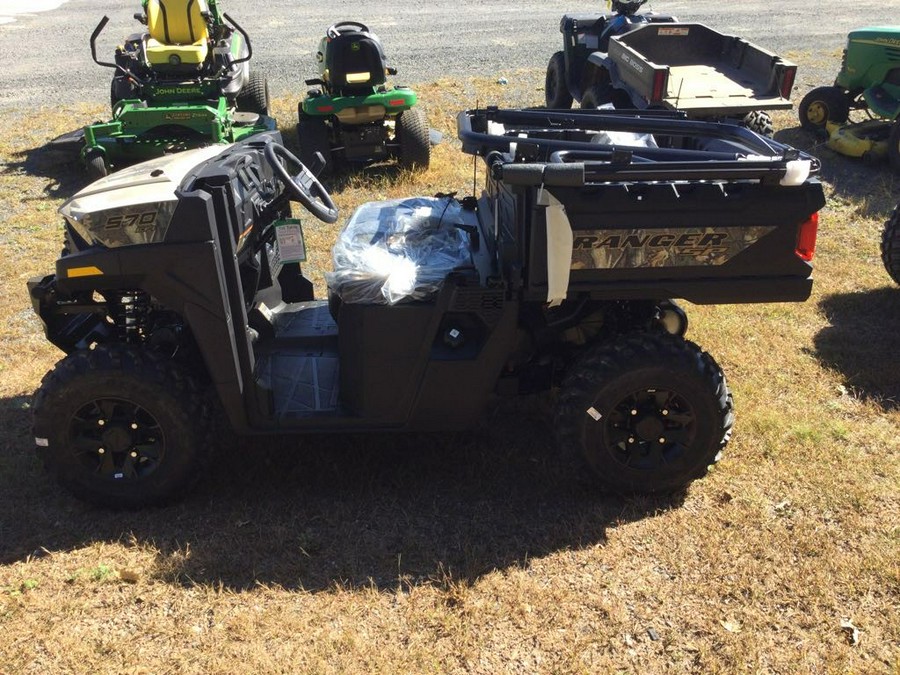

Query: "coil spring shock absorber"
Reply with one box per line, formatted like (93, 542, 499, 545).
(107, 290, 151, 344)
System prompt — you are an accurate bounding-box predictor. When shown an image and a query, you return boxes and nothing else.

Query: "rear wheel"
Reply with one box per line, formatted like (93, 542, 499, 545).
(237, 71, 270, 115)
(297, 108, 333, 176)
(799, 86, 850, 132)
(545, 52, 573, 109)
(396, 107, 430, 170)
(32, 345, 211, 508)
(743, 110, 774, 137)
(556, 332, 733, 494)
(882, 204, 900, 285)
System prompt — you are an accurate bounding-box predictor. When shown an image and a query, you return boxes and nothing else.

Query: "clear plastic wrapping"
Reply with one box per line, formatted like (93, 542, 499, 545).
(325, 196, 471, 305)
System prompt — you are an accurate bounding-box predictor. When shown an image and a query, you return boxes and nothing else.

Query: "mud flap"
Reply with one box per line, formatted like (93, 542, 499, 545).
(537, 186, 573, 307)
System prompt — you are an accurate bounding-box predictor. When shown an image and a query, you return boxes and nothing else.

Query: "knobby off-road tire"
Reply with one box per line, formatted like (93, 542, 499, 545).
(743, 110, 774, 137)
(396, 107, 430, 170)
(237, 71, 270, 115)
(297, 108, 333, 176)
(798, 86, 850, 132)
(545, 51, 573, 109)
(33, 345, 212, 508)
(882, 204, 900, 285)
(556, 332, 734, 494)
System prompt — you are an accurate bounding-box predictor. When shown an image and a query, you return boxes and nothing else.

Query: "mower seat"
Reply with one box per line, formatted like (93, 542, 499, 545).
(325, 31, 388, 96)
(145, 0, 210, 70)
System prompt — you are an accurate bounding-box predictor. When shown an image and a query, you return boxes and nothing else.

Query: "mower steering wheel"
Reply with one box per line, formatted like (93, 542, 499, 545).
(326, 20, 369, 39)
(264, 142, 338, 224)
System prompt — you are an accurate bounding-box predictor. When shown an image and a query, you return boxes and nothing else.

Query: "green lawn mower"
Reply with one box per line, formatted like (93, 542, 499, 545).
(798, 26, 900, 171)
(297, 21, 430, 174)
(81, 0, 275, 178)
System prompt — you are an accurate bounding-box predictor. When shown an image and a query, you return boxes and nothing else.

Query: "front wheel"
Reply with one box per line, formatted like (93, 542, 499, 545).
(32, 345, 212, 508)
(556, 332, 733, 494)
(798, 86, 850, 132)
(882, 204, 900, 285)
(545, 51, 573, 109)
(396, 107, 430, 170)
(84, 149, 108, 180)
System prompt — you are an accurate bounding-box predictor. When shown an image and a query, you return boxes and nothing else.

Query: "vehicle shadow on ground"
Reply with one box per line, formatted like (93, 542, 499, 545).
(0, 395, 683, 592)
(774, 126, 899, 218)
(1, 133, 90, 199)
(812, 286, 900, 410)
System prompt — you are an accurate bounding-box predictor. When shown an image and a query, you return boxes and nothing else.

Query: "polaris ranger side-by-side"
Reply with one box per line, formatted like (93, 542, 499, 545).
(28, 109, 825, 507)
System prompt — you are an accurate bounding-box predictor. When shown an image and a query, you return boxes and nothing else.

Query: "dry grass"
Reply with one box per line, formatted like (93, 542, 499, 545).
(0, 69, 898, 674)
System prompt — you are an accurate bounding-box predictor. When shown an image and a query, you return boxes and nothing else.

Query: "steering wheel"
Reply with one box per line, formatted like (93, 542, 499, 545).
(326, 20, 369, 39)
(264, 142, 338, 224)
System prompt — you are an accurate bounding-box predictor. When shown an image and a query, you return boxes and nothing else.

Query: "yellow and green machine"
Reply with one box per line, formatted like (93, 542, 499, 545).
(799, 26, 900, 170)
(297, 21, 430, 174)
(81, 0, 274, 177)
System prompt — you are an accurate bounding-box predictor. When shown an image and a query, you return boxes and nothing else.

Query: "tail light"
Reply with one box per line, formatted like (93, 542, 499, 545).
(651, 70, 667, 103)
(795, 212, 819, 261)
(780, 67, 796, 100)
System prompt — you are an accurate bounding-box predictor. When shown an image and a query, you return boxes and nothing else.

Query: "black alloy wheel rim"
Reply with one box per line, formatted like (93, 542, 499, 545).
(69, 397, 165, 480)
(595, 388, 697, 471)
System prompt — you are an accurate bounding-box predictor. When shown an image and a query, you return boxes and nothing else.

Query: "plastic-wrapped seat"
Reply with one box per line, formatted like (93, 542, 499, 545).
(326, 197, 472, 305)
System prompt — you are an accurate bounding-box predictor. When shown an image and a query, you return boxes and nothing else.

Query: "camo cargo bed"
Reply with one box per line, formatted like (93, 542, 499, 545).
(457, 107, 825, 305)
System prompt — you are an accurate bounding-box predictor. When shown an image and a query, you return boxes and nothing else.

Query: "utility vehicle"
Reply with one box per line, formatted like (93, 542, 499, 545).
(798, 26, 900, 170)
(297, 21, 430, 174)
(28, 109, 824, 508)
(544, 0, 795, 136)
(80, 0, 274, 177)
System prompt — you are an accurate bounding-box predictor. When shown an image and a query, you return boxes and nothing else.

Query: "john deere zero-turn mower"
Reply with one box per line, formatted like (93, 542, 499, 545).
(81, 0, 275, 177)
(297, 21, 430, 174)
(798, 26, 900, 171)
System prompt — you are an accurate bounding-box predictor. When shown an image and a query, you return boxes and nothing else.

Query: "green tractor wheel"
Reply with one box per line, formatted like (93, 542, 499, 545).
(799, 86, 850, 132)
(396, 107, 430, 170)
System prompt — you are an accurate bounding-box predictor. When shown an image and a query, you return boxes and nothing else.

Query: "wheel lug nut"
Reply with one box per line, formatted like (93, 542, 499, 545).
(628, 437, 635, 444)
(98, 420, 105, 426)
(98, 448, 105, 455)
(662, 410, 669, 416)
(658, 437, 666, 444)
(630, 409, 638, 416)
(130, 451, 138, 458)
(130, 423, 138, 430)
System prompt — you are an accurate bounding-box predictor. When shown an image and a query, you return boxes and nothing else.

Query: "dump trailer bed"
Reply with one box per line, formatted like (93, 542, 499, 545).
(598, 23, 797, 115)
(458, 108, 824, 305)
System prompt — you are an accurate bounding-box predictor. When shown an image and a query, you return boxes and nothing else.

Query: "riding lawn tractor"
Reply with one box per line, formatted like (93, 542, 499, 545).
(297, 21, 430, 175)
(798, 26, 900, 171)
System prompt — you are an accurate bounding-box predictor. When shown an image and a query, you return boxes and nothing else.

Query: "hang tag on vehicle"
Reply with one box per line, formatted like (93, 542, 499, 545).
(274, 219, 307, 264)
(586, 407, 602, 421)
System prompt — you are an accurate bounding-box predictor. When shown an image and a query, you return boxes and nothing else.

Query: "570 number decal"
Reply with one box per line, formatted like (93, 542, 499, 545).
(105, 211, 158, 231)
